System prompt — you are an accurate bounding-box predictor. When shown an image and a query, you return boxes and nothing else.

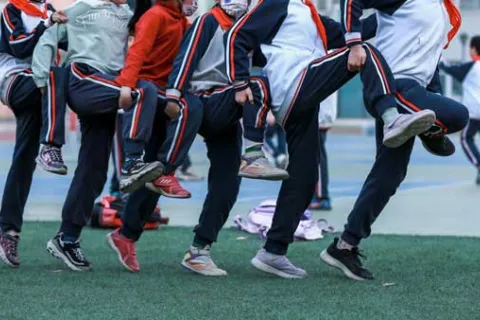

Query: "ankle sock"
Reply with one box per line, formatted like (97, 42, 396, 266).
(381, 107, 400, 126)
(61, 234, 78, 243)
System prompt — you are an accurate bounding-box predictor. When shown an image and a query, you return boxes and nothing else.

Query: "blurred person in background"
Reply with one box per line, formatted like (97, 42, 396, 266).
(440, 36, 480, 185)
(310, 92, 337, 211)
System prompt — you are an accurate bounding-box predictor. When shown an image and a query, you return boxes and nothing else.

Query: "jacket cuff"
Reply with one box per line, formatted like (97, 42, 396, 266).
(166, 88, 181, 101)
(345, 32, 363, 47)
(233, 81, 249, 92)
(33, 77, 47, 88)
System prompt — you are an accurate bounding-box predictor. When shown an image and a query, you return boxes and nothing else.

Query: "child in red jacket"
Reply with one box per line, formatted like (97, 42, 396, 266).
(106, 0, 200, 272)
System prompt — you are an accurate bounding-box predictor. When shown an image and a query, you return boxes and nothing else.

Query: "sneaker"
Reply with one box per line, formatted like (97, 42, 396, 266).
(0, 232, 20, 267)
(181, 245, 227, 276)
(119, 159, 164, 194)
(420, 134, 455, 157)
(251, 248, 307, 279)
(36, 144, 68, 175)
(320, 237, 374, 281)
(145, 174, 191, 198)
(46, 234, 91, 272)
(309, 198, 332, 211)
(176, 170, 204, 181)
(106, 229, 140, 273)
(239, 153, 290, 181)
(383, 110, 436, 148)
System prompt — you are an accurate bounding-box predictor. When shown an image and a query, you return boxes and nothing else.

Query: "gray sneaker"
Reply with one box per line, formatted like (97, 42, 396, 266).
(239, 152, 289, 181)
(383, 110, 436, 148)
(251, 249, 307, 279)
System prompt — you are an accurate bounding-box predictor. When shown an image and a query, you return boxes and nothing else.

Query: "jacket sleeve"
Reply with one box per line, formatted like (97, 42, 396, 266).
(166, 13, 218, 100)
(225, 0, 288, 89)
(1, 4, 52, 59)
(321, 13, 377, 50)
(31, 23, 67, 87)
(340, 0, 364, 47)
(115, 11, 162, 88)
(439, 61, 475, 83)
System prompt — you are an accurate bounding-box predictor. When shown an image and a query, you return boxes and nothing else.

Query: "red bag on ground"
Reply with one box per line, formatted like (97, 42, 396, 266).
(90, 195, 168, 230)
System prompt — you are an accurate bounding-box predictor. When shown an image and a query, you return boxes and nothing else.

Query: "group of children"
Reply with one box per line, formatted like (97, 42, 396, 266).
(0, 0, 474, 281)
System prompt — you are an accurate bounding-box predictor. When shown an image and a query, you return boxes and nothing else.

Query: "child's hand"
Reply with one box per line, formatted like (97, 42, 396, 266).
(235, 87, 253, 106)
(348, 45, 367, 72)
(118, 86, 133, 109)
(51, 11, 69, 24)
(165, 101, 181, 119)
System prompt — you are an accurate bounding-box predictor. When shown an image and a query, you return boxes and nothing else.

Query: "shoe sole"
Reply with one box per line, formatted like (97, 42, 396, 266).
(319, 250, 367, 281)
(421, 140, 455, 157)
(383, 111, 436, 148)
(120, 162, 164, 194)
(181, 261, 228, 276)
(106, 233, 139, 273)
(35, 157, 68, 175)
(46, 240, 91, 272)
(251, 257, 307, 279)
(0, 243, 19, 268)
(238, 171, 290, 181)
(145, 183, 192, 199)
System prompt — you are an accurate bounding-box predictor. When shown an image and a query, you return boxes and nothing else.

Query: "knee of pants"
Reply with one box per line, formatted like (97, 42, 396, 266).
(183, 97, 203, 121)
(443, 104, 469, 134)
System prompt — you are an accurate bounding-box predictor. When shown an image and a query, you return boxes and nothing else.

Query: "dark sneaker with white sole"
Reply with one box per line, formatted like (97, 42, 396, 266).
(36, 144, 68, 175)
(320, 237, 374, 281)
(0, 232, 20, 267)
(119, 159, 163, 194)
(383, 110, 436, 148)
(46, 234, 91, 272)
(420, 134, 455, 157)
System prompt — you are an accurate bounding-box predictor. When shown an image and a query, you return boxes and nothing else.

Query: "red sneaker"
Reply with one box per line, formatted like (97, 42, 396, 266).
(145, 174, 191, 198)
(106, 229, 140, 273)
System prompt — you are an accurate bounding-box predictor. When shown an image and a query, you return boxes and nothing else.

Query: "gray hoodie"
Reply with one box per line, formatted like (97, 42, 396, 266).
(32, 0, 132, 87)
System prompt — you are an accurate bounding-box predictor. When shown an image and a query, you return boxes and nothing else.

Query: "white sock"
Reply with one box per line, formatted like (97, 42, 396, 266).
(381, 107, 400, 126)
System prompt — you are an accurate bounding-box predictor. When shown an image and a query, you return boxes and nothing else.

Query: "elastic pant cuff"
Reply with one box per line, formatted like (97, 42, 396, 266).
(340, 230, 361, 247)
(120, 225, 141, 242)
(193, 234, 213, 247)
(59, 221, 83, 239)
(264, 239, 288, 256)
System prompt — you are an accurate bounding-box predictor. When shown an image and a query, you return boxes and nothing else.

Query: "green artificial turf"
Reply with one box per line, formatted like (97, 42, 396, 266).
(0, 222, 479, 320)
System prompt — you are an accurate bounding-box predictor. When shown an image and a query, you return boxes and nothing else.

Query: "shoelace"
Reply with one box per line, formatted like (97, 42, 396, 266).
(5, 237, 18, 255)
(351, 248, 368, 269)
(70, 242, 86, 262)
(46, 147, 64, 163)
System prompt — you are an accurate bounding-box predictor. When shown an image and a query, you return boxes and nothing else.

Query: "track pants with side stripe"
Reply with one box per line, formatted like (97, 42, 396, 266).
(110, 111, 124, 194)
(191, 77, 270, 246)
(40, 66, 69, 147)
(340, 78, 469, 247)
(265, 44, 398, 255)
(199, 76, 270, 143)
(120, 89, 203, 241)
(59, 63, 158, 238)
(460, 118, 480, 168)
(0, 71, 42, 233)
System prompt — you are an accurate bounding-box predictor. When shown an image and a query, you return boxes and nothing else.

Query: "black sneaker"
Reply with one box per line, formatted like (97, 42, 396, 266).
(36, 144, 68, 175)
(320, 237, 374, 281)
(119, 159, 164, 194)
(46, 234, 91, 271)
(0, 231, 20, 267)
(419, 134, 455, 157)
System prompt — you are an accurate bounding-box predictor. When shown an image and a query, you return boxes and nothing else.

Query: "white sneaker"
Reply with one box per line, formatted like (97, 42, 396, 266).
(383, 110, 436, 148)
(251, 249, 307, 279)
(181, 245, 227, 276)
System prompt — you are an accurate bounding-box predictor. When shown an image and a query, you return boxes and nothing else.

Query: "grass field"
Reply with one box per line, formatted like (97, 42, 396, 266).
(1, 222, 479, 320)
